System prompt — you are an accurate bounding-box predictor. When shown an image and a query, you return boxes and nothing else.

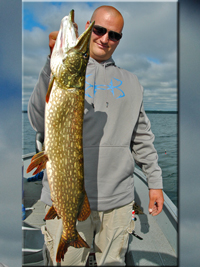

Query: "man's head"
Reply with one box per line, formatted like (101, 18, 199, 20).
(85, 6, 124, 63)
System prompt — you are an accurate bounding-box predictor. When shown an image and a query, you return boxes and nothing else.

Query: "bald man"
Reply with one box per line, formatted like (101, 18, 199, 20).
(28, 5, 164, 266)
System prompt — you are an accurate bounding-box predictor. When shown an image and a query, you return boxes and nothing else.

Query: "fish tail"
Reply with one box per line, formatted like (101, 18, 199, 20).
(56, 232, 90, 263)
(26, 151, 48, 175)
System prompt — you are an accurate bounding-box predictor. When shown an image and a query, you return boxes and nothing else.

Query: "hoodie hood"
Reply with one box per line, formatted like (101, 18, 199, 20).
(87, 56, 116, 68)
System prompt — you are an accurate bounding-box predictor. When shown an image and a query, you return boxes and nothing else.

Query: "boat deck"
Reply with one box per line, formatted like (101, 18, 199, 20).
(22, 156, 177, 266)
(126, 214, 177, 266)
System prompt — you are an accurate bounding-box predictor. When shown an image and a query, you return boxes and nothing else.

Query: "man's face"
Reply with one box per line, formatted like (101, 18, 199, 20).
(85, 9, 123, 63)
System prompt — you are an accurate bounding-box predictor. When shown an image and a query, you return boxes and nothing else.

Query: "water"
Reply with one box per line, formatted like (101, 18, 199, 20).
(22, 111, 178, 207)
(22, 112, 36, 155)
(147, 113, 178, 207)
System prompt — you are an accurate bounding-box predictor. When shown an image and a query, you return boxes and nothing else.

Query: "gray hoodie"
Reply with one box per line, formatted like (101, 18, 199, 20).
(28, 56, 162, 211)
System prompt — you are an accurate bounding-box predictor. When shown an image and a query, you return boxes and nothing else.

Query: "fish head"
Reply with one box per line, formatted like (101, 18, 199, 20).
(51, 10, 94, 90)
(51, 10, 77, 61)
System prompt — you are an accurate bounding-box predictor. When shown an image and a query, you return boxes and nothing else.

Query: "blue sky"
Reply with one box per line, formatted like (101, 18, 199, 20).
(1, 1, 200, 267)
(22, 1, 177, 111)
(23, 8, 47, 31)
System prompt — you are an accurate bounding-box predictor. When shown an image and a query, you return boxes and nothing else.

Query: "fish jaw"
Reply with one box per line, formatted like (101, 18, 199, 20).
(51, 10, 77, 61)
(50, 11, 94, 91)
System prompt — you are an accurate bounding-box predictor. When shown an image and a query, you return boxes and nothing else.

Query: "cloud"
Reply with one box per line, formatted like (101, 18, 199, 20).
(22, 1, 177, 111)
(179, 218, 200, 266)
(1, 1, 200, 266)
(0, 99, 22, 267)
(178, 1, 200, 265)
(0, 0, 22, 265)
(23, 27, 48, 52)
(117, 2, 177, 60)
(0, 1, 22, 101)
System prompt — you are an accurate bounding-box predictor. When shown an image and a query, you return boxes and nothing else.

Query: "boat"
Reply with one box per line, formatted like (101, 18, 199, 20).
(22, 135, 177, 266)
(125, 168, 177, 266)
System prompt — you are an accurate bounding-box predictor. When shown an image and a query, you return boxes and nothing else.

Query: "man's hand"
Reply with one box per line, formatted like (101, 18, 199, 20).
(148, 189, 164, 216)
(49, 31, 59, 56)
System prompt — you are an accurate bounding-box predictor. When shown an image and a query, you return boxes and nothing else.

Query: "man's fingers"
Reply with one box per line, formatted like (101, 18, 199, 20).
(148, 198, 155, 214)
(151, 202, 162, 216)
(49, 31, 59, 41)
(149, 189, 164, 216)
(49, 31, 59, 55)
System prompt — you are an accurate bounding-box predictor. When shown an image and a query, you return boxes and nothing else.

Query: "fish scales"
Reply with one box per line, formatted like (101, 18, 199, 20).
(46, 87, 85, 220)
(27, 10, 94, 263)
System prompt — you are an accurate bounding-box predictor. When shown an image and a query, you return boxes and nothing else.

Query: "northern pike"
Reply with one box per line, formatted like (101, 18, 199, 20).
(27, 10, 94, 263)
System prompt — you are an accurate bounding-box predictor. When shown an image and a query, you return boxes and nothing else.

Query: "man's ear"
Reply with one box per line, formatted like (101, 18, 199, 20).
(85, 21, 90, 30)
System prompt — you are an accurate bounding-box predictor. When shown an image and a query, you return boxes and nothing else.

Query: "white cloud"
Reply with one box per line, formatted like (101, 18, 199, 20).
(0, 100, 22, 267)
(179, 219, 200, 266)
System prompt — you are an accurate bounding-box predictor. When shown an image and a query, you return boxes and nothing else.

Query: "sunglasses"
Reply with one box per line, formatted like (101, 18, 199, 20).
(92, 25, 122, 42)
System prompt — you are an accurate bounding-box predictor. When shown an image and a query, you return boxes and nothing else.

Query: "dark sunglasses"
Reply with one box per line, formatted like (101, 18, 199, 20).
(92, 25, 122, 42)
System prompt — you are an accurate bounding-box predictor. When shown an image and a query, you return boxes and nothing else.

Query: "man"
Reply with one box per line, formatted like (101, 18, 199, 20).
(28, 5, 164, 266)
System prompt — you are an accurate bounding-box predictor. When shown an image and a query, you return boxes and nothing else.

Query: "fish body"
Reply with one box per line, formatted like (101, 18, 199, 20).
(27, 10, 94, 262)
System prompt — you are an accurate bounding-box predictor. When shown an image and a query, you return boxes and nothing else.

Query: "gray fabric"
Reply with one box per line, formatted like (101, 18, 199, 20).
(28, 56, 162, 211)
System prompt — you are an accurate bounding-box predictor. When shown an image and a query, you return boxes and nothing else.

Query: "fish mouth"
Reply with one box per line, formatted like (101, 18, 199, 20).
(68, 9, 95, 54)
(74, 20, 95, 55)
(69, 9, 75, 23)
(53, 10, 94, 57)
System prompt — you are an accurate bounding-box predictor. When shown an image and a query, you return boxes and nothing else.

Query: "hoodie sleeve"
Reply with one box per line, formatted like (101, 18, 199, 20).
(28, 57, 51, 132)
(131, 100, 163, 190)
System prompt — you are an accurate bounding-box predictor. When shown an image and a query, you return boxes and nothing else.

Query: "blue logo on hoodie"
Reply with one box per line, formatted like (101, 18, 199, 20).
(85, 74, 125, 99)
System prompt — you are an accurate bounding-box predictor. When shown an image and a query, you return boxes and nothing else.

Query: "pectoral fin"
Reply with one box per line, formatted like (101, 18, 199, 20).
(26, 151, 48, 175)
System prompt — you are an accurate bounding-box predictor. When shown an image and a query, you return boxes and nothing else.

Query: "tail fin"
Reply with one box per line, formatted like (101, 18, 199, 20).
(56, 232, 90, 263)
(26, 151, 48, 175)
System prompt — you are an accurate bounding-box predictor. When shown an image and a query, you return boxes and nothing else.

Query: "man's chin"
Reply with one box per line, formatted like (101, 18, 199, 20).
(95, 50, 111, 60)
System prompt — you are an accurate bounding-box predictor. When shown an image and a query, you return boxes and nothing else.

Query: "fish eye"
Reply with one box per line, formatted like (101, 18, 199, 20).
(83, 52, 89, 59)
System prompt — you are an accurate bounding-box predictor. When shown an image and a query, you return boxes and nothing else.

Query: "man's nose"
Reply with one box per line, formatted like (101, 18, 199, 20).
(100, 32, 109, 43)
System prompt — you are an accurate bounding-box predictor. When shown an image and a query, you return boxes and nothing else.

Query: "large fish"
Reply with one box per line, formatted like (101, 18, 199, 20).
(27, 10, 94, 263)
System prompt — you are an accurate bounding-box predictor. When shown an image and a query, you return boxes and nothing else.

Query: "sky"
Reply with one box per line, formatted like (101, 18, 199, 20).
(22, 1, 177, 111)
(0, 0, 200, 267)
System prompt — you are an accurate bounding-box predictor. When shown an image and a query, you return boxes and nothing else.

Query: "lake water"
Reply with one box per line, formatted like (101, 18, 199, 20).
(22, 111, 178, 207)
(147, 112, 177, 207)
